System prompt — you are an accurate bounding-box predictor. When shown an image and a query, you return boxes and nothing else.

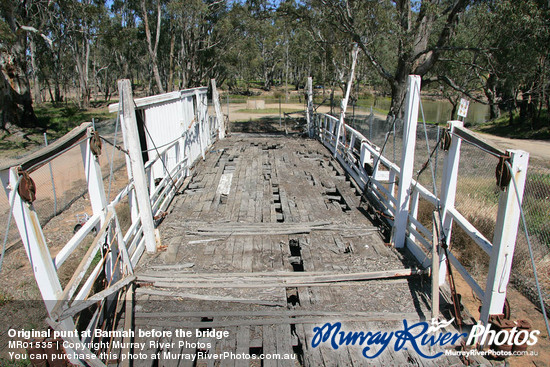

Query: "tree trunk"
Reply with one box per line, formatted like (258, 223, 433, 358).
(0, 10, 38, 129)
(483, 74, 500, 120)
(389, 79, 408, 120)
(141, 0, 165, 94)
(168, 31, 175, 92)
(29, 37, 42, 104)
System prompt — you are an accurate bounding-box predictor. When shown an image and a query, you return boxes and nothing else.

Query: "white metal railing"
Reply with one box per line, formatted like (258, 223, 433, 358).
(1, 80, 224, 366)
(309, 75, 529, 326)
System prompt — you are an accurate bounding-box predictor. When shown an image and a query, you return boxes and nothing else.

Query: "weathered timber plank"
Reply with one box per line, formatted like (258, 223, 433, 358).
(235, 326, 250, 367)
(136, 288, 286, 307)
(134, 310, 419, 320)
(276, 324, 295, 367)
(262, 325, 277, 367)
(241, 236, 254, 272)
(220, 327, 236, 367)
(59, 275, 136, 320)
(297, 323, 324, 367)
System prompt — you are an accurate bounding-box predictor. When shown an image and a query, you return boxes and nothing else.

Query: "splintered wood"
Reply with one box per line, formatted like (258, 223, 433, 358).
(123, 134, 491, 367)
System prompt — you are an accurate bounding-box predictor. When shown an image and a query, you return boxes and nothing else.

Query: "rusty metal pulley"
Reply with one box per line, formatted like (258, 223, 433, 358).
(495, 156, 512, 190)
(440, 129, 452, 151)
(17, 168, 36, 203)
(90, 130, 102, 157)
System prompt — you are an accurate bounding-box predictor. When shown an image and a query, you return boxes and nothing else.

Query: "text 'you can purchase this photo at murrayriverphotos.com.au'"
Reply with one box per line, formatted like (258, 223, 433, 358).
(7, 327, 297, 363)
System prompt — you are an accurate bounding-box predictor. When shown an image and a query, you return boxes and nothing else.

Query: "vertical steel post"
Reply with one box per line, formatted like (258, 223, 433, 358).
(480, 149, 529, 325)
(391, 75, 421, 248)
(438, 120, 463, 285)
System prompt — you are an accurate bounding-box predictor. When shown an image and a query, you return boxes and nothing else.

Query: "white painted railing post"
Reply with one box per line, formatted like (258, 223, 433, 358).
(80, 127, 108, 223)
(334, 45, 359, 157)
(118, 79, 157, 253)
(211, 79, 225, 140)
(1, 168, 80, 364)
(195, 90, 206, 160)
(480, 149, 529, 325)
(438, 120, 463, 285)
(391, 75, 421, 248)
(307, 77, 313, 138)
(3, 167, 63, 310)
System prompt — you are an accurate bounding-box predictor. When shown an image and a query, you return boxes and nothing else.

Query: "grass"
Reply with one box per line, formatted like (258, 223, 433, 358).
(0, 359, 31, 367)
(0, 290, 12, 306)
(0, 102, 115, 159)
(475, 110, 550, 140)
(35, 102, 115, 138)
(235, 108, 303, 114)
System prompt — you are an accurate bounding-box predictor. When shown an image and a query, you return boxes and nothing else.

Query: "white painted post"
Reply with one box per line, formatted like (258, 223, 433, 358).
(80, 127, 116, 286)
(438, 120, 463, 285)
(1, 168, 80, 364)
(80, 128, 108, 222)
(3, 167, 63, 309)
(480, 149, 529, 325)
(307, 77, 314, 137)
(194, 90, 206, 160)
(118, 79, 157, 253)
(211, 79, 225, 140)
(334, 45, 359, 157)
(115, 100, 139, 222)
(391, 75, 421, 248)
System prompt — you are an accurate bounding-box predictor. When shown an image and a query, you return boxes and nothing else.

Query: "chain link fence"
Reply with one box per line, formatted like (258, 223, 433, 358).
(0, 118, 126, 263)
(349, 105, 550, 310)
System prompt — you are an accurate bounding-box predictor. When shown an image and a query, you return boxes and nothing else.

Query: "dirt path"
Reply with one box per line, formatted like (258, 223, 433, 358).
(476, 132, 550, 167)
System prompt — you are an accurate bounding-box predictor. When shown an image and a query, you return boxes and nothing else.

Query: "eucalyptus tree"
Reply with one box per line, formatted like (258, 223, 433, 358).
(306, 0, 474, 119)
(168, 0, 233, 90)
(481, 0, 550, 125)
(0, 0, 50, 128)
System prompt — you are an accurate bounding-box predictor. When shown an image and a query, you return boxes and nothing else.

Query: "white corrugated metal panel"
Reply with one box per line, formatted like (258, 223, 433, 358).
(143, 99, 185, 180)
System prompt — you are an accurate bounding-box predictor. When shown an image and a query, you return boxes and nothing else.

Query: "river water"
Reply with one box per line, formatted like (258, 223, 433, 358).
(353, 97, 490, 125)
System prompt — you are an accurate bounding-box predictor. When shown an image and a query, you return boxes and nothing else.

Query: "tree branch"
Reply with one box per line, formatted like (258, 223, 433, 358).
(19, 25, 53, 48)
(413, 0, 471, 76)
(433, 75, 488, 104)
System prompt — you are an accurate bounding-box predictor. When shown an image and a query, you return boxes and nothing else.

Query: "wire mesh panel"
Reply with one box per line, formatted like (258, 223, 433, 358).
(28, 143, 87, 228)
(514, 166, 550, 307)
(455, 142, 501, 241)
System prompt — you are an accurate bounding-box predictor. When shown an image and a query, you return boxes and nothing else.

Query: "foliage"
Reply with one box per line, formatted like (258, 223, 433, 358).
(477, 110, 550, 140)
(0, 0, 549, 132)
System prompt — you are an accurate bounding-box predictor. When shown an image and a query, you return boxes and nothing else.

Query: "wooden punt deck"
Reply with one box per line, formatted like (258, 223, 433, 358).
(128, 133, 492, 366)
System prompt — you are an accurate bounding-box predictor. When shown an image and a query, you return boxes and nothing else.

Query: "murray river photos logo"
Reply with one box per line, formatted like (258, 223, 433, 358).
(311, 319, 540, 359)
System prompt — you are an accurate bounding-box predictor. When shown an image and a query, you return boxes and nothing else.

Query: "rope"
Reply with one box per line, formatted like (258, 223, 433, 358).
(139, 135, 183, 153)
(0, 175, 22, 273)
(140, 112, 177, 188)
(99, 136, 129, 155)
(506, 161, 550, 338)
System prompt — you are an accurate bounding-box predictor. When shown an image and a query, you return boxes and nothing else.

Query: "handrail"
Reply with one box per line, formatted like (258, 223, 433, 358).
(313, 112, 494, 271)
